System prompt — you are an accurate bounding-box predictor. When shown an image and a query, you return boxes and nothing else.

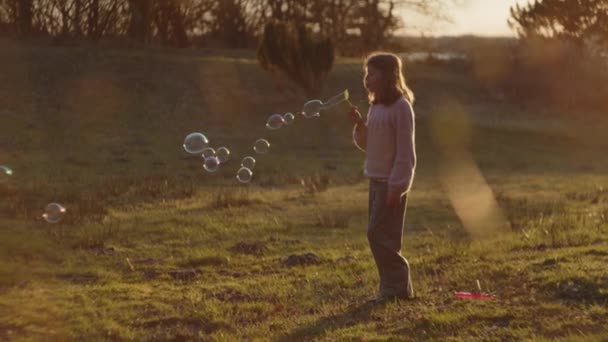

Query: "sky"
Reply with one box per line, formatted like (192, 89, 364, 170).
(402, 0, 529, 37)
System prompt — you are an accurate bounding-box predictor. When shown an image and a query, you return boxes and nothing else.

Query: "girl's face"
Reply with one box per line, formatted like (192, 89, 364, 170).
(364, 65, 382, 94)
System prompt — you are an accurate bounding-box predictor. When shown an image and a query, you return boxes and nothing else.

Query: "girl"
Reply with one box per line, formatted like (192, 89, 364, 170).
(347, 52, 416, 302)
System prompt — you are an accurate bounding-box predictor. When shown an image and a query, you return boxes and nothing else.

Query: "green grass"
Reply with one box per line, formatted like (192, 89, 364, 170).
(1, 41, 608, 341)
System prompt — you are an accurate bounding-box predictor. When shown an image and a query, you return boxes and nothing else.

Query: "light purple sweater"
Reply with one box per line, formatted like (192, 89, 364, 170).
(353, 96, 416, 194)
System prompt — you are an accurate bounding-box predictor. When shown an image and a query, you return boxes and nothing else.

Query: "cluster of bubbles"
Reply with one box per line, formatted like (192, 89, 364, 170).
(181, 90, 349, 186)
(182, 131, 269, 183)
(0, 90, 350, 224)
(265, 112, 295, 130)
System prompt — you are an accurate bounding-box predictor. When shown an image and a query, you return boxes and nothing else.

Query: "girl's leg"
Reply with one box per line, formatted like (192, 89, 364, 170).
(368, 180, 414, 299)
(368, 180, 388, 294)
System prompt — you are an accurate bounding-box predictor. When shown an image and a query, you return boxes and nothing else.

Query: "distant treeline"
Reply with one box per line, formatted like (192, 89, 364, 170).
(0, 0, 446, 53)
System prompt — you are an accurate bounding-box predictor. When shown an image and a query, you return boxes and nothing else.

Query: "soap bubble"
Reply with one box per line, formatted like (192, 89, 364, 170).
(43, 203, 66, 223)
(201, 147, 216, 159)
(322, 89, 349, 109)
(236, 167, 253, 183)
(283, 112, 295, 125)
(203, 156, 220, 172)
(266, 114, 286, 130)
(302, 100, 323, 118)
(253, 139, 270, 154)
(1, 165, 12, 179)
(216, 147, 230, 163)
(241, 156, 256, 170)
(183, 132, 209, 154)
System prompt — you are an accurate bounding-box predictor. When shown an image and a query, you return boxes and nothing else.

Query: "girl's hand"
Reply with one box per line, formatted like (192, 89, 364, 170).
(347, 106, 364, 125)
(386, 189, 401, 207)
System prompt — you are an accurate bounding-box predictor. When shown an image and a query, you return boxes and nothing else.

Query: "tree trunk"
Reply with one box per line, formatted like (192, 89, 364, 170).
(169, 1, 188, 47)
(16, 0, 33, 37)
(74, 0, 82, 36)
(128, 0, 151, 43)
(87, 0, 99, 39)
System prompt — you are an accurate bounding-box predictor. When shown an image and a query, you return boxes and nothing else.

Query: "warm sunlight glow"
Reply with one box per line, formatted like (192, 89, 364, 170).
(429, 98, 511, 238)
(401, 0, 530, 36)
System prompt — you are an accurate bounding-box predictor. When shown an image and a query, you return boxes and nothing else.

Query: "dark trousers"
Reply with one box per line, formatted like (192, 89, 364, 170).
(368, 179, 414, 298)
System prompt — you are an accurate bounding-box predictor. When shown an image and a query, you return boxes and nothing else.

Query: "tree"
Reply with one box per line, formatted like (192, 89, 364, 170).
(509, 0, 608, 44)
(208, 0, 252, 48)
(257, 21, 334, 97)
(0, 0, 455, 51)
(351, 0, 400, 52)
(153, 0, 189, 47)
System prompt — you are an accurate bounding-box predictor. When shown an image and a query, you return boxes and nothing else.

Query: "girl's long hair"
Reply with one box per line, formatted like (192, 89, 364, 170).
(365, 52, 415, 105)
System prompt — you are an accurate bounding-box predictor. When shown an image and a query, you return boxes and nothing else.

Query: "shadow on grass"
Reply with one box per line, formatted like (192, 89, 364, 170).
(276, 299, 386, 341)
(543, 276, 608, 305)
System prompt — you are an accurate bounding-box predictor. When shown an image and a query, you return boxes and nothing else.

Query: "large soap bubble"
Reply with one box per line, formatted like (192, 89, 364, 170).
(302, 100, 323, 118)
(183, 132, 209, 154)
(322, 89, 349, 109)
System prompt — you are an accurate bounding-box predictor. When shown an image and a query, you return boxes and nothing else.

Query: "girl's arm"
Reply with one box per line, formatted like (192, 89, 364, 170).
(348, 106, 367, 152)
(352, 122, 367, 152)
(388, 100, 416, 196)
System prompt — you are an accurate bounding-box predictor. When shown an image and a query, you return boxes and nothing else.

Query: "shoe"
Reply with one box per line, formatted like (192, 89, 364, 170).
(370, 293, 411, 304)
(372, 295, 394, 304)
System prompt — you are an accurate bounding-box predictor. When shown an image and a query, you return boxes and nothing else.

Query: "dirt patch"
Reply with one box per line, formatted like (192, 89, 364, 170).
(531, 257, 568, 270)
(89, 246, 117, 255)
(178, 256, 228, 268)
(231, 241, 268, 256)
(335, 255, 356, 264)
(55, 272, 99, 284)
(282, 253, 321, 267)
(267, 237, 301, 245)
(143, 269, 160, 280)
(218, 270, 245, 278)
(133, 257, 158, 265)
(139, 317, 229, 335)
(209, 288, 251, 302)
(0, 322, 24, 341)
(167, 269, 198, 281)
(583, 249, 608, 257)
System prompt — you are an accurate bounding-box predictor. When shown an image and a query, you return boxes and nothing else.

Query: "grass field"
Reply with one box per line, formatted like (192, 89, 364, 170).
(1, 41, 608, 341)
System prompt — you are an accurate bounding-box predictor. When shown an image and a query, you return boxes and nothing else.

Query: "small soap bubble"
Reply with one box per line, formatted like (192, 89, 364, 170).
(1, 165, 12, 178)
(201, 147, 216, 159)
(216, 147, 230, 163)
(43, 203, 66, 223)
(283, 112, 295, 125)
(203, 156, 220, 172)
(253, 139, 270, 154)
(241, 156, 256, 170)
(266, 114, 286, 130)
(183, 132, 209, 154)
(236, 167, 253, 183)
